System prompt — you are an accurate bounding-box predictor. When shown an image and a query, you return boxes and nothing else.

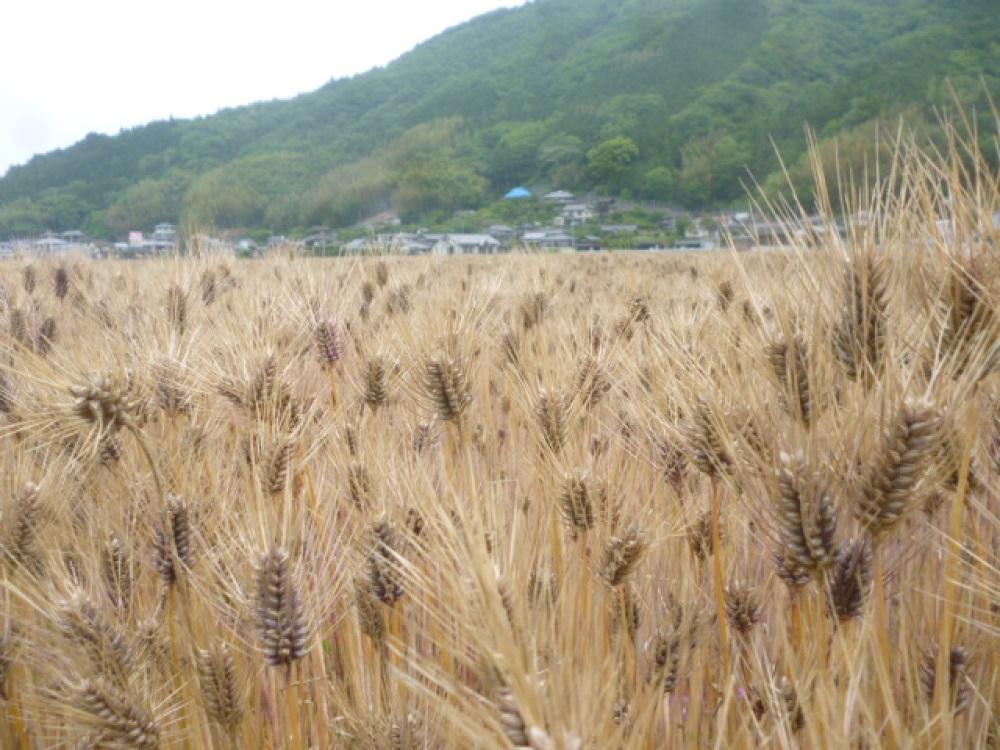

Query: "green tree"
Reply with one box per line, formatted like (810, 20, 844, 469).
(641, 166, 677, 200)
(587, 136, 639, 184)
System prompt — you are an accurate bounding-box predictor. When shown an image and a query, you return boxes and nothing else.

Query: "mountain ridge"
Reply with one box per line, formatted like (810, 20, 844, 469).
(1, 0, 996, 238)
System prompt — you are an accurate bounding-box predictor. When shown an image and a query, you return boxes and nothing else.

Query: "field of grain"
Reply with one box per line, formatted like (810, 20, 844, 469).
(0, 128, 997, 749)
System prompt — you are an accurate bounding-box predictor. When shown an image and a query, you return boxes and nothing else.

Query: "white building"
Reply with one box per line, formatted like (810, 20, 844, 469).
(561, 203, 594, 227)
(543, 190, 575, 205)
(431, 234, 502, 255)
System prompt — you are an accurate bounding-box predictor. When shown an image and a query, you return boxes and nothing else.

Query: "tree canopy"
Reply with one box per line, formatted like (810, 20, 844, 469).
(1, 0, 996, 237)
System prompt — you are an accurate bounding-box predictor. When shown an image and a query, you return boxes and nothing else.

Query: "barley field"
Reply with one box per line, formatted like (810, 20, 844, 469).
(0, 129, 998, 749)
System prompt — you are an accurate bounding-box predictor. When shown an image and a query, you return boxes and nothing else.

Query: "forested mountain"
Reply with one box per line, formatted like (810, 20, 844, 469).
(1, 0, 997, 237)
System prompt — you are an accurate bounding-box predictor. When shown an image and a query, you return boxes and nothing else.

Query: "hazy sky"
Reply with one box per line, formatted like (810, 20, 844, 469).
(0, 0, 528, 177)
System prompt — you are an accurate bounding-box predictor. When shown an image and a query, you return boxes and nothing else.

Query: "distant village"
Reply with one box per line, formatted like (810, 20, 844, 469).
(1, 187, 963, 259)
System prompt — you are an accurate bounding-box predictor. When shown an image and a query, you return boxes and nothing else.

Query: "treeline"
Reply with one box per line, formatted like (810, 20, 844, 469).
(0, 0, 997, 237)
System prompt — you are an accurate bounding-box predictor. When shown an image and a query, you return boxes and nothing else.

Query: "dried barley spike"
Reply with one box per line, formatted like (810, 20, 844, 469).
(575, 355, 610, 409)
(614, 585, 641, 642)
(600, 526, 645, 586)
(265, 437, 292, 495)
(776, 451, 811, 568)
(355, 577, 385, 643)
(60, 596, 136, 685)
(0, 633, 13, 700)
(251, 355, 278, 408)
(940, 261, 997, 379)
(70, 373, 140, 435)
(767, 335, 811, 425)
(536, 388, 566, 454)
(347, 462, 373, 510)
(362, 356, 387, 410)
(3, 481, 43, 572)
(687, 510, 715, 561)
(773, 550, 811, 592)
(0, 371, 14, 416)
(835, 253, 887, 382)
(777, 451, 836, 572)
(375, 260, 390, 288)
(153, 529, 177, 586)
(73, 678, 160, 749)
(197, 643, 243, 734)
(22, 266, 36, 294)
(559, 472, 595, 533)
(779, 676, 805, 731)
(54, 265, 70, 300)
(9, 307, 28, 347)
(653, 626, 681, 694)
(361, 280, 376, 304)
(688, 399, 731, 477)
(520, 292, 547, 330)
(368, 520, 404, 605)
(412, 421, 437, 454)
(199, 268, 217, 306)
(405, 507, 425, 538)
(629, 295, 650, 323)
(501, 329, 520, 367)
(920, 645, 971, 713)
(165, 284, 188, 334)
(725, 581, 761, 637)
(856, 398, 941, 537)
(827, 537, 872, 621)
(496, 687, 530, 747)
(314, 318, 342, 367)
(255, 547, 310, 667)
(103, 535, 133, 610)
(35, 317, 57, 355)
(716, 280, 734, 311)
(166, 494, 194, 568)
(387, 284, 412, 314)
(423, 354, 471, 423)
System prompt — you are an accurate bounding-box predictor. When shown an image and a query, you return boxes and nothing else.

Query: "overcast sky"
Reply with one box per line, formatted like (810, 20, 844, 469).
(0, 0, 528, 177)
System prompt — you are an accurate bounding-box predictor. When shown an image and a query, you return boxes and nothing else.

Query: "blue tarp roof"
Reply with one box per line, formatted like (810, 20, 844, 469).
(504, 187, 533, 199)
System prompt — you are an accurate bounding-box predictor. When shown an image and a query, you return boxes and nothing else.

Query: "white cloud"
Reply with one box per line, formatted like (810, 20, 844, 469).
(0, 0, 528, 176)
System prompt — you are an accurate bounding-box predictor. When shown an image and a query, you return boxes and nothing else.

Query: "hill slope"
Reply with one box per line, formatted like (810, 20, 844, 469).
(1, 0, 997, 237)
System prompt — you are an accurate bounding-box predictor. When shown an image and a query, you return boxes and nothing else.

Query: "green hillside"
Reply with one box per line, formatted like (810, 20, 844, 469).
(1, 0, 997, 238)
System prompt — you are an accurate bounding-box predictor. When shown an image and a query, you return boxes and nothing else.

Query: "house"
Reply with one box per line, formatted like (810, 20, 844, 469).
(660, 211, 686, 233)
(302, 230, 339, 250)
(153, 223, 177, 243)
(600, 224, 638, 234)
(431, 234, 502, 256)
(32, 236, 67, 254)
(186, 234, 231, 256)
(383, 233, 433, 255)
(577, 236, 603, 252)
(752, 221, 796, 247)
(400, 239, 433, 255)
(543, 190, 575, 205)
(561, 203, 594, 227)
(671, 237, 717, 251)
(684, 218, 713, 240)
(521, 229, 575, 250)
(343, 238, 372, 254)
(486, 224, 515, 242)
